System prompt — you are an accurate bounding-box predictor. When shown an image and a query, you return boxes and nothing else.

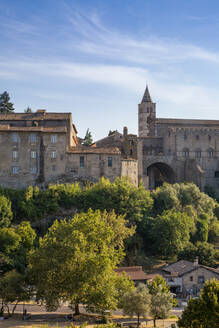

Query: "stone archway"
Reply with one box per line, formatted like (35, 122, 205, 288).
(147, 162, 175, 190)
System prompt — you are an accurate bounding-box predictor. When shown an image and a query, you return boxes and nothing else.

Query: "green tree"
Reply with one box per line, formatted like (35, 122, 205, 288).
(178, 279, 219, 328)
(0, 270, 32, 316)
(83, 128, 93, 146)
(122, 283, 151, 327)
(0, 196, 13, 228)
(24, 106, 32, 113)
(150, 286, 174, 327)
(0, 222, 36, 273)
(0, 91, 14, 113)
(149, 210, 194, 257)
(178, 242, 218, 268)
(192, 213, 209, 243)
(152, 182, 216, 220)
(29, 209, 134, 314)
(81, 178, 153, 225)
(148, 275, 170, 295)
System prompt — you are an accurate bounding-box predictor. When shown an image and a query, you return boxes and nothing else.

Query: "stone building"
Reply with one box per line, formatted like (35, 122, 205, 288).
(1, 85, 219, 191)
(161, 259, 219, 296)
(138, 86, 219, 192)
(0, 110, 137, 189)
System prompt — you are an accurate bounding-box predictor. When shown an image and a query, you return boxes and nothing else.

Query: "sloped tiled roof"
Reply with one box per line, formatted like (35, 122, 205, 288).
(162, 260, 219, 277)
(115, 266, 151, 281)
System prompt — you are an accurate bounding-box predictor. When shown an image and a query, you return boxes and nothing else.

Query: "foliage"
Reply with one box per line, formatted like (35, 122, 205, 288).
(48, 183, 81, 209)
(147, 275, 175, 327)
(80, 178, 153, 225)
(148, 276, 177, 307)
(152, 182, 216, 219)
(83, 128, 93, 146)
(0, 196, 13, 228)
(150, 287, 174, 327)
(148, 210, 194, 257)
(0, 270, 33, 316)
(29, 209, 134, 313)
(0, 222, 36, 273)
(0, 91, 14, 113)
(20, 186, 58, 221)
(178, 279, 219, 328)
(178, 241, 218, 267)
(24, 106, 33, 113)
(204, 185, 218, 200)
(193, 213, 209, 243)
(122, 283, 151, 327)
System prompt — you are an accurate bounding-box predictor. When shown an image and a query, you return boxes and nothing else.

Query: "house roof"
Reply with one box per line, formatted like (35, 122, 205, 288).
(0, 112, 71, 121)
(115, 266, 152, 281)
(162, 260, 219, 277)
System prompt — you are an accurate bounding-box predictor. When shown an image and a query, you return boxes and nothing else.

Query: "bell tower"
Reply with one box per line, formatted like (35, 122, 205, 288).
(138, 85, 156, 137)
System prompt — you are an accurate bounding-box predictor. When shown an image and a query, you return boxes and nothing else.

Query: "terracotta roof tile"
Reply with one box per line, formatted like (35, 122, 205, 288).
(115, 266, 148, 281)
(0, 112, 71, 121)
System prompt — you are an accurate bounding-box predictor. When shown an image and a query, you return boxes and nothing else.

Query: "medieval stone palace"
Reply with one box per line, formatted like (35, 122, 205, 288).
(0, 86, 219, 192)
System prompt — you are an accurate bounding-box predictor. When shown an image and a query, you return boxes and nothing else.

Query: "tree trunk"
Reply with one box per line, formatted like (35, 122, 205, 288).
(153, 317, 156, 327)
(137, 315, 140, 327)
(74, 303, 80, 315)
(12, 301, 19, 315)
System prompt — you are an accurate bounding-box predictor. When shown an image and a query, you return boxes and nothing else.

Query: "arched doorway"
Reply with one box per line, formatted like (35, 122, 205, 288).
(147, 162, 175, 190)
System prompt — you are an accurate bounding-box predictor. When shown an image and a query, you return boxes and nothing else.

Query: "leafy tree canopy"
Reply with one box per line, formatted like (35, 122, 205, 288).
(83, 128, 93, 146)
(149, 210, 195, 257)
(0, 222, 36, 274)
(122, 283, 151, 327)
(24, 106, 33, 113)
(29, 209, 134, 313)
(178, 242, 218, 268)
(178, 279, 219, 328)
(0, 270, 33, 316)
(0, 91, 14, 113)
(0, 196, 13, 228)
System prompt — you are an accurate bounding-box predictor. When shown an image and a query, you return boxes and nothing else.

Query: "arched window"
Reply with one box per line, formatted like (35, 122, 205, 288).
(207, 148, 214, 158)
(195, 149, 201, 158)
(183, 148, 189, 158)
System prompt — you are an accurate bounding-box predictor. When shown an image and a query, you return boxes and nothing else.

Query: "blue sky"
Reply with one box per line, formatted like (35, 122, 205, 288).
(1, 0, 219, 139)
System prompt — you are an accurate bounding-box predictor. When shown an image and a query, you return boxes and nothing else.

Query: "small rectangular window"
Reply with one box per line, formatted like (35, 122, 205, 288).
(31, 167, 37, 174)
(190, 276, 193, 282)
(52, 165, 56, 172)
(51, 135, 57, 143)
(12, 151, 18, 160)
(12, 166, 19, 174)
(80, 156, 84, 168)
(30, 134, 36, 143)
(51, 151, 56, 159)
(12, 133, 18, 143)
(31, 151, 37, 159)
(215, 171, 219, 178)
(108, 157, 112, 167)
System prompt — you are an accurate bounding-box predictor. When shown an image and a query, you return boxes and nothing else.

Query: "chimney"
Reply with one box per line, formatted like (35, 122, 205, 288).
(194, 256, 199, 266)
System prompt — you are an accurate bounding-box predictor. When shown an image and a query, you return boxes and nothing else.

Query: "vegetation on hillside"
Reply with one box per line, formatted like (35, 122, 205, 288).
(0, 178, 218, 318)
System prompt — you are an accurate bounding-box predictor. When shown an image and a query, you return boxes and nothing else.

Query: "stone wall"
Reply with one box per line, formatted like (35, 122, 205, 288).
(182, 267, 219, 293)
(121, 159, 138, 186)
